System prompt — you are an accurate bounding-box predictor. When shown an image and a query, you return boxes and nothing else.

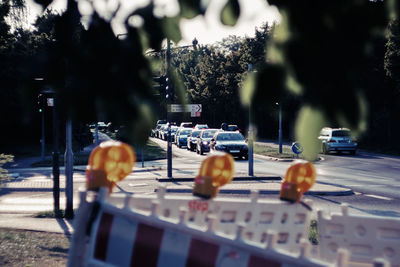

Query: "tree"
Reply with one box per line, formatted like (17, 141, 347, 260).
(385, 19, 400, 94)
(241, 0, 392, 160)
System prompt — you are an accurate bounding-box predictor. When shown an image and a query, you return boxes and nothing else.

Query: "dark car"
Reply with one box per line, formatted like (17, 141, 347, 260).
(180, 122, 193, 128)
(196, 129, 219, 155)
(210, 131, 248, 159)
(187, 130, 201, 151)
(176, 128, 192, 148)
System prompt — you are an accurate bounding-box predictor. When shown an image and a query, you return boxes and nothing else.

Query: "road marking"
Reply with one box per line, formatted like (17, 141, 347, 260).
(364, 194, 393, 201)
(128, 183, 148, 187)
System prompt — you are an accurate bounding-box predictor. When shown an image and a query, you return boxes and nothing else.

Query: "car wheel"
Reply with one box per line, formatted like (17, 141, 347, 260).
(200, 148, 203, 155)
(244, 155, 248, 160)
(349, 150, 356, 155)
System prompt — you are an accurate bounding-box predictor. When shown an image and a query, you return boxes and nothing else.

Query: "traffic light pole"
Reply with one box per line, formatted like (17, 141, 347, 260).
(166, 39, 172, 178)
(52, 95, 60, 215)
(248, 64, 254, 176)
(65, 118, 74, 219)
(41, 102, 45, 161)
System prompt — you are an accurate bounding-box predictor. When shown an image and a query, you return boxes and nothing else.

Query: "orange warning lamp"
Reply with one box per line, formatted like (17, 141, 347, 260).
(86, 141, 136, 193)
(193, 153, 235, 198)
(280, 161, 316, 202)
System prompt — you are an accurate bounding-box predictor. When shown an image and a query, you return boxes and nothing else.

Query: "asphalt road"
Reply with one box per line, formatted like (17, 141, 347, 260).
(150, 137, 400, 218)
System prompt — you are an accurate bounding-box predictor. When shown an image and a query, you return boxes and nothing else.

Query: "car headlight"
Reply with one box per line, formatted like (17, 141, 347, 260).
(202, 141, 209, 145)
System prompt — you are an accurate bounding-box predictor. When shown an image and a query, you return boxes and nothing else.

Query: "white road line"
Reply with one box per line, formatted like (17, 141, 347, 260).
(364, 194, 393, 201)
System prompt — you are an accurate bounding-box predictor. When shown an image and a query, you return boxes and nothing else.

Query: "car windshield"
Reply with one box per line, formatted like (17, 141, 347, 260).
(171, 128, 178, 133)
(191, 131, 201, 137)
(332, 130, 351, 137)
(181, 129, 192, 135)
(202, 130, 217, 138)
(216, 132, 244, 141)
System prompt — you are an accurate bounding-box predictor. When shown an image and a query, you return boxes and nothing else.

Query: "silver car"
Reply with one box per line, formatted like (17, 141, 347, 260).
(318, 127, 357, 155)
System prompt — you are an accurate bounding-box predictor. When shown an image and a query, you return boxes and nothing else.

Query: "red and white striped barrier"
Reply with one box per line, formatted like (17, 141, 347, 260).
(317, 204, 400, 267)
(75, 188, 330, 267)
(68, 188, 400, 267)
(104, 187, 313, 253)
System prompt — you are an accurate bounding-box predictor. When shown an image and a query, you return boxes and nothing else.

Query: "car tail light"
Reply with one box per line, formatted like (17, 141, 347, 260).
(328, 139, 336, 143)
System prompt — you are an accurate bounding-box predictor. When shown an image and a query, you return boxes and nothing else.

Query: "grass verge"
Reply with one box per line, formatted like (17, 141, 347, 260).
(254, 143, 303, 159)
(0, 228, 70, 267)
(31, 140, 166, 167)
(34, 209, 77, 219)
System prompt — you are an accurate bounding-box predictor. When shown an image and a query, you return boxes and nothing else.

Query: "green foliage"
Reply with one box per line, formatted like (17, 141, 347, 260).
(0, 154, 14, 181)
(220, 0, 240, 26)
(171, 25, 271, 128)
(385, 19, 400, 93)
(309, 220, 318, 245)
(242, 0, 392, 160)
(2, 0, 400, 155)
(178, 0, 206, 19)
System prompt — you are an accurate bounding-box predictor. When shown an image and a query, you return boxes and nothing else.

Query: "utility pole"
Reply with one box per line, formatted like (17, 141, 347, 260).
(248, 64, 254, 176)
(51, 93, 60, 215)
(166, 39, 172, 178)
(277, 103, 282, 154)
(37, 93, 46, 161)
(65, 118, 74, 219)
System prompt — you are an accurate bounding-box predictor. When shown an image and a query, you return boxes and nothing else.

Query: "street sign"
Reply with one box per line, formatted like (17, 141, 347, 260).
(170, 104, 183, 112)
(191, 111, 201, 117)
(169, 104, 202, 113)
(191, 104, 202, 113)
(292, 142, 303, 155)
(47, 98, 54, 107)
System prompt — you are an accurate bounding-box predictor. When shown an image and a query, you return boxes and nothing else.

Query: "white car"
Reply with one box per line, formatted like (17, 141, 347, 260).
(318, 127, 357, 155)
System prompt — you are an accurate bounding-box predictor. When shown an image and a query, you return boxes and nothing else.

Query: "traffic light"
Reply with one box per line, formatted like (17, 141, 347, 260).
(37, 93, 45, 112)
(165, 76, 170, 99)
(153, 75, 173, 100)
(153, 76, 166, 93)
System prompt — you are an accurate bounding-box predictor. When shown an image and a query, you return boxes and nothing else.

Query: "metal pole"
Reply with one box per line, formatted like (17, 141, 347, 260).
(41, 109, 45, 161)
(279, 104, 282, 154)
(65, 118, 74, 219)
(166, 39, 172, 178)
(95, 123, 99, 145)
(141, 146, 144, 168)
(248, 64, 254, 176)
(248, 108, 254, 176)
(52, 95, 60, 215)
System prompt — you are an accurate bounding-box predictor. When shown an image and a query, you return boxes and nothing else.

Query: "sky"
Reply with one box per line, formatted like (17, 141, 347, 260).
(25, 0, 281, 46)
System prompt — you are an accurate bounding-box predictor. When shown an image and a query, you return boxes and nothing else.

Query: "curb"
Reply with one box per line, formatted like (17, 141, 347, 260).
(156, 188, 354, 196)
(254, 154, 294, 162)
(157, 176, 282, 182)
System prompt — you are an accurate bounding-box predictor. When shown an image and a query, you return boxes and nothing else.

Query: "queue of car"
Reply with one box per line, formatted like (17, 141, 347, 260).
(151, 122, 358, 158)
(151, 121, 249, 159)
